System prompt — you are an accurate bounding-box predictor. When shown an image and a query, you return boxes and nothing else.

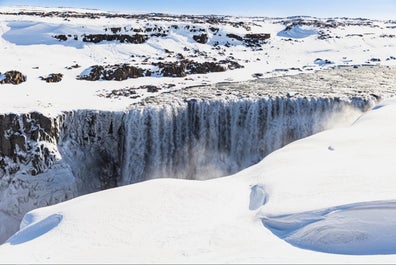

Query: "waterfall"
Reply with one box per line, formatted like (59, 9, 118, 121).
(120, 96, 369, 184)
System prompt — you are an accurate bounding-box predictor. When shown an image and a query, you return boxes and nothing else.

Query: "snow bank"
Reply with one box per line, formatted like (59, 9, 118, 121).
(1, 98, 396, 264)
(277, 25, 317, 38)
(263, 200, 396, 255)
(251, 98, 396, 255)
(1, 8, 396, 114)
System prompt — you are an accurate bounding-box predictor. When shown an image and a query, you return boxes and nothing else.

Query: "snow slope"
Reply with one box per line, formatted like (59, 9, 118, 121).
(0, 7, 395, 115)
(1, 99, 396, 263)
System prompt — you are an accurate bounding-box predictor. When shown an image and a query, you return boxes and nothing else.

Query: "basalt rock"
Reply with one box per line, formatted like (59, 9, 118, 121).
(186, 61, 226, 74)
(155, 61, 187, 77)
(226, 33, 270, 47)
(0, 112, 61, 177)
(226, 33, 244, 41)
(153, 59, 243, 77)
(81, 34, 148, 44)
(77, 64, 146, 81)
(40, 73, 63, 83)
(53, 34, 68, 41)
(193, 33, 208, 44)
(0, 70, 26, 85)
(244, 33, 271, 47)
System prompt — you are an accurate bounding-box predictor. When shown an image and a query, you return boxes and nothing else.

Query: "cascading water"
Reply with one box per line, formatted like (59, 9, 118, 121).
(120, 96, 369, 184)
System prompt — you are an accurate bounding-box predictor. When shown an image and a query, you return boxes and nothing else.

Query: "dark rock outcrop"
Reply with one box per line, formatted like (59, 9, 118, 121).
(0, 112, 62, 177)
(226, 33, 270, 47)
(186, 61, 226, 74)
(110, 27, 121, 34)
(0, 70, 26, 85)
(193, 33, 208, 44)
(81, 34, 148, 44)
(155, 61, 187, 77)
(66, 64, 81, 69)
(226, 33, 244, 41)
(144, 85, 160, 93)
(77, 64, 146, 81)
(40, 73, 63, 83)
(53, 34, 68, 41)
(244, 33, 271, 47)
(153, 59, 243, 77)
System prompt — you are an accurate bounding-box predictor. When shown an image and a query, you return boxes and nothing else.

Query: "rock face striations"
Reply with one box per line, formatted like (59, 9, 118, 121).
(0, 112, 61, 177)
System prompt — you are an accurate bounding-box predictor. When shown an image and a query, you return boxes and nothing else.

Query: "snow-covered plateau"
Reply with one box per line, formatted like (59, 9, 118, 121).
(0, 6, 396, 263)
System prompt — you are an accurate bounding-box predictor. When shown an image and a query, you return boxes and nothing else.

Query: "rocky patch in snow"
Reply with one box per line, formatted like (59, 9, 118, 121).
(39, 73, 63, 83)
(81, 33, 149, 44)
(77, 64, 148, 81)
(98, 84, 176, 99)
(153, 59, 242, 77)
(0, 71, 26, 85)
(77, 59, 243, 81)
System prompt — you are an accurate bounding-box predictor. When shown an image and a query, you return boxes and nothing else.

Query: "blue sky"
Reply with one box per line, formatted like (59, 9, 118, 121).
(0, 0, 395, 19)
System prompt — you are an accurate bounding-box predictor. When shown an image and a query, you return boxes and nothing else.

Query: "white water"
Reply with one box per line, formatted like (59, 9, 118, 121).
(120, 96, 368, 184)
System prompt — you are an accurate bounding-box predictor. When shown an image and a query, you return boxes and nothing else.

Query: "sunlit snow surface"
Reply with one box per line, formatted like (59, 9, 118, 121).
(1, 6, 396, 263)
(0, 6, 395, 115)
(262, 200, 396, 255)
(1, 99, 396, 263)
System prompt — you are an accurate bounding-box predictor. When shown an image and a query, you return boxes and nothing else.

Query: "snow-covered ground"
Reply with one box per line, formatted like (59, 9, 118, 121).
(0, 6, 395, 115)
(1, 98, 396, 263)
(1, 6, 396, 263)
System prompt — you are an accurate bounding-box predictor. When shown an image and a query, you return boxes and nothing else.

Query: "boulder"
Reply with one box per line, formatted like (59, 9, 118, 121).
(40, 73, 63, 83)
(226, 33, 243, 41)
(155, 61, 187, 77)
(144, 85, 160, 93)
(193, 33, 208, 44)
(244, 33, 270, 47)
(77, 64, 146, 81)
(153, 59, 243, 77)
(186, 61, 226, 74)
(53, 34, 68, 41)
(0, 70, 26, 85)
(66, 64, 81, 70)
